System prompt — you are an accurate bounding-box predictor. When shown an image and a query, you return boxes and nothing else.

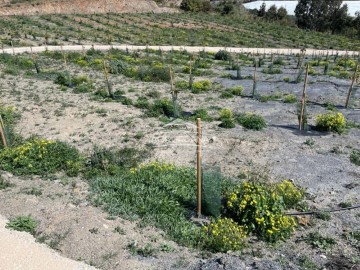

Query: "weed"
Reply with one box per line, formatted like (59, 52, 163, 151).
(134, 132, 145, 140)
(22, 187, 43, 196)
(214, 50, 232, 61)
(0, 176, 14, 189)
(305, 232, 336, 250)
(283, 94, 297, 103)
(350, 149, 360, 166)
(191, 80, 212, 93)
(113, 226, 126, 235)
(235, 113, 266, 130)
(6, 215, 38, 235)
(127, 241, 157, 257)
(190, 108, 213, 122)
(338, 202, 352, 208)
(297, 255, 320, 270)
(314, 211, 331, 221)
(304, 138, 315, 147)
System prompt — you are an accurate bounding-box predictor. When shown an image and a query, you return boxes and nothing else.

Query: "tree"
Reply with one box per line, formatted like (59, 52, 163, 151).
(277, 7, 288, 21)
(265, 5, 278, 21)
(180, 0, 211, 12)
(257, 2, 266, 17)
(295, 0, 349, 33)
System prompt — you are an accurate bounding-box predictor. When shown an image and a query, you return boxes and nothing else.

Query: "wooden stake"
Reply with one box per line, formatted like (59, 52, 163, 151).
(103, 60, 114, 99)
(345, 64, 359, 109)
(299, 64, 309, 130)
(196, 118, 202, 218)
(0, 115, 7, 148)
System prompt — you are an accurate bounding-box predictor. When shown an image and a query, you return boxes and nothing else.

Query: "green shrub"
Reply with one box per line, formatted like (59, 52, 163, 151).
(219, 108, 235, 128)
(220, 91, 234, 99)
(235, 113, 266, 130)
(283, 94, 297, 103)
(201, 218, 247, 252)
(138, 65, 171, 82)
(315, 112, 346, 134)
(109, 60, 127, 74)
(0, 137, 83, 176)
(0, 176, 14, 190)
(73, 82, 94, 93)
(175, 80, 189, 90)
(262, 65, 282, 74)
(6, 215, 38, 235)
(192, 80, 212, 93)
(135, 96, 150, 109)
(225, 180, 301, 242)
(214, 50, 232, 61)
(350, 149, 360, 166)
(85, 146, 150, 179)
(228, 86, 244, 96)
(146, 98, 179, 118)
(191, 108, 213, 122)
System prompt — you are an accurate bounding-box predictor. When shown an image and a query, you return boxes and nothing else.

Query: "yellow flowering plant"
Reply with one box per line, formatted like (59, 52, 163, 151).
(225, 180, 302, 242)
(202, 218, 247, 252)
(315, 112, 346, 134)
(0, 137, 83, 176)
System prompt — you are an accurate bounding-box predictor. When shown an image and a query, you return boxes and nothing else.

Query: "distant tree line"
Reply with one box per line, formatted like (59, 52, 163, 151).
(179, 0, 360, 38)
(256, 3, 288, 21)
(295, 0, 360, 36)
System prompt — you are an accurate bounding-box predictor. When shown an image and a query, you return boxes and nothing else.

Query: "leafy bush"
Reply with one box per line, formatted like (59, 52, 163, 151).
(180, 0, 212, 12)
(0, 137, 83, 176)
(191, 108, 213, 122)
(225, 181, 301, 242)
(6, 215, 38, 235)
(202, 218, 247, 252)
(85, 146, 150, 179)
(0, 105, 21, 149)
(192, 80, 212, 93)
(175, 80, 189, 90)
(214, 50, 232, 61)
(73, 82, 95, 94)
(219, 108, 235, 128)
(283, 94, 297, 103)
(228, 86, 244, 96)
(235, 113, 266, 130)
(109, 60, 127, 74)
(262, 64, 282, 74)
(146, 98, 179, 118)
(350, 149, 360, 166)
(138, 65, 171, 82)
(315, 112, 346, 134)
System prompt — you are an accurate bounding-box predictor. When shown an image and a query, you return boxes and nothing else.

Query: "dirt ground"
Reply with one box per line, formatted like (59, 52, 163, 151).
(0, 49, 359, 270)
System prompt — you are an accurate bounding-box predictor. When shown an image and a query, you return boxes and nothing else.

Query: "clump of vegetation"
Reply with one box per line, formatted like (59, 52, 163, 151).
(305, 232, 336, 250)
(225, 180, 303, 242)
(6, 215, 38, 235)
(85, 146, 150, 179)
(219, 108, 235, 128)
(90, 162, 200, 247)
(283, 94, 297, 103)
(350, 149, 360, 166)
(0, 137, 83, 176)
(262, 64, 282, 74)
(138, 65, 171, 82)
(146, 98, 180, 118)
(0, 105, 21, 148)
(190, 108, 213, 122)
(201, 218, 247, 252)
(191, 80, 212, 93)
(315, 112, 346, 134)
(235, 113, 266, 130)
(214, 50, 232, 61)
(0, 176, 14, 190)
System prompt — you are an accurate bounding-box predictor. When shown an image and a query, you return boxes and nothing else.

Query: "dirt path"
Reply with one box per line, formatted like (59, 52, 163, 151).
(2, 45, 359, 56)
(0, 215, 98, 270)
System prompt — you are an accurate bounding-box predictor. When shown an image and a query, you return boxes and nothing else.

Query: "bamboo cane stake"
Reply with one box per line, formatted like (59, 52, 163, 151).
(345, 64, 359, 109)
(196, 118, 202, 218)
(299, 64, 309, 130)
(0, 115, 7, 148)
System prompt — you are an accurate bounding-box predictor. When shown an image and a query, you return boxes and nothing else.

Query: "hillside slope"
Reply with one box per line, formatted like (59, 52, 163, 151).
(0, 0, 173, 15)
